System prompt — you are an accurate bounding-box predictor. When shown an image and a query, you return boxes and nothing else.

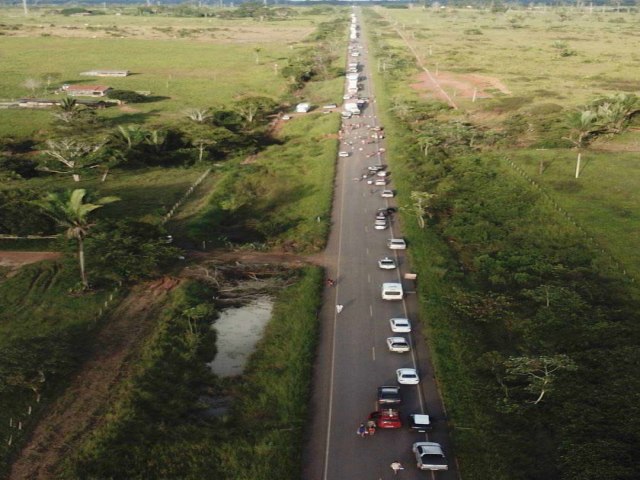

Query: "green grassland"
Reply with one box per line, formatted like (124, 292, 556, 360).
(186, 111, 340, 251)
(374, 5, 640, 279)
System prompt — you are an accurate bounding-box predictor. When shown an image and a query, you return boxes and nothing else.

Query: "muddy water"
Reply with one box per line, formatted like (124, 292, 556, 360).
(208, 296, 273, 377)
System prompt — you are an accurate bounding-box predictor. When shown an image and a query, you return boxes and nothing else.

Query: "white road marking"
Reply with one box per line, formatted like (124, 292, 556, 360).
(372, 346, 376, 361)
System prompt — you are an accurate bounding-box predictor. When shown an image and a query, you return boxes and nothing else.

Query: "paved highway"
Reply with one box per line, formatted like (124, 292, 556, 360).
(304, 10, 458, 480)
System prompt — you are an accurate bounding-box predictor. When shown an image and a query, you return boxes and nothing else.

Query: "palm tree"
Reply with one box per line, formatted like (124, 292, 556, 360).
(36, 189, 119, 289)
(565, 109, 598, 179)
(185, 108, 212, 123)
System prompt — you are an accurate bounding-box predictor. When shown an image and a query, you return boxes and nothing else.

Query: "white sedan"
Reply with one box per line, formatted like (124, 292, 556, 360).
(338, 151, 350, 157)
(381, 189, 395, 198)
(387, 337, 411, 353)
(397, 368, 420, 385)
(387, 238, 407, 250)
(374, 218, 388, 230)
(389, 318, 411, 333)
(378, 257, 397, 269)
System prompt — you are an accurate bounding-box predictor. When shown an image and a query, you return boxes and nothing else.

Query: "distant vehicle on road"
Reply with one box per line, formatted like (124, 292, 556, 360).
(381, 189, 394, 198)
(378, 257, 397, 269)
(323, 104, 337, 109)
(282, 115, 291, 120)
(374, 218, 388, 230)
(396, 368, 420, 385)
(386, 337, 410, 353)
(381, 282, 403, 300)
(377, 386, 402, 406)
(368, 164, 386, 171)
(338, 151, 350, 157)
(389, 317, 411, 333)
(387, 238, 407, 250)
(341, 111, 353, 119)
(409, 413, 432, 432)
(412, 442, 448, 471)
(374, 178, 387, 186)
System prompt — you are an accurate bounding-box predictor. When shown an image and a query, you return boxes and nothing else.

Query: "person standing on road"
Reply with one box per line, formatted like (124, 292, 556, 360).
(357, 423, 367, 438)
(390, 461, 404, 475)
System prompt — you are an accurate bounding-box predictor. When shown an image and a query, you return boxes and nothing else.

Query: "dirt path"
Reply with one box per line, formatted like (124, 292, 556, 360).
(9, 277, 181, 480)
(0, 251, 62, 270)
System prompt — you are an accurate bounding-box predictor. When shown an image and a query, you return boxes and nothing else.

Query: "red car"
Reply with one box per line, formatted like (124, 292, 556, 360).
(369, 408, 402, 429)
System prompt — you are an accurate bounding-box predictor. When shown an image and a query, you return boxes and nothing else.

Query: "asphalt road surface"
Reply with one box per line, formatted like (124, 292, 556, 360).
(303, 10, 459, 480)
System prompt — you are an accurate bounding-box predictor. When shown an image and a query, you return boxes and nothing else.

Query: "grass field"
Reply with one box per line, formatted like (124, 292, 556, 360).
(374, 5, 640, 279)
(0, 7, 344, 136)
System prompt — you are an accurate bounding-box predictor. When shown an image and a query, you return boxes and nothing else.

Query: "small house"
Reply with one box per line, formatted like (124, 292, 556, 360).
(79, 70, 130, 77)
(62, 84, 112, 97)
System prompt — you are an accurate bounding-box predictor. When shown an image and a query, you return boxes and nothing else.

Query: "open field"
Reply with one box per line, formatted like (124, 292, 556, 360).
(0, 7, 346, 136)
(375, 5, 640, 279)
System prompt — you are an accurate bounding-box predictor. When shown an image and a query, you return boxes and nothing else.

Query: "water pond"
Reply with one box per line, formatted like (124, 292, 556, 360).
(207, 295, 273, 377)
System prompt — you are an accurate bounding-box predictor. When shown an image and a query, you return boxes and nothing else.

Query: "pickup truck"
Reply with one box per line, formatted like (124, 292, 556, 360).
(412, 442, 448, 471)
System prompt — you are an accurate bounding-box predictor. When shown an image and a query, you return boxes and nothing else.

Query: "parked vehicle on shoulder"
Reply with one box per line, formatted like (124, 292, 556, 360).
(368, 164, 387, 171)
(323, 103, 337, 109)
(387, 238, 407, 250)
(338, 151, 350, 157)
(374, 178, 387, 186)
(412, 442, 448, 471)
(386, 337, 410, 353)
(341, 111, 353, 119)
(381, 189, 395, 198)
(397, 368, 420, 385)
(389, 318, 411, 333)
(376, 170, 388, 177)
(377, 386, 402, 406)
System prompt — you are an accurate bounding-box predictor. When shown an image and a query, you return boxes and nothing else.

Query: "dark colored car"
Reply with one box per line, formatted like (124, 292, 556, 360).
(409, 413, 432, 432)
(377, 386, 402, 406)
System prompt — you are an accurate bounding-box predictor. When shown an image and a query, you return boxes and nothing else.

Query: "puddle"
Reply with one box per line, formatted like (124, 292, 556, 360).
(208, 296, 273, 377)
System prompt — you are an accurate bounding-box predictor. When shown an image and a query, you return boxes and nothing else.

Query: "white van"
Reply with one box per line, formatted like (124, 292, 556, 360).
(382, 282, 404, 301)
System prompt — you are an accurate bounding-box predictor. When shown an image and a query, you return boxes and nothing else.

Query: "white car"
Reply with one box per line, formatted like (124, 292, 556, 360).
(389, 317, 411, 333)
(341, 111, 353, 119)
(374, 178, 387, 186)
(387, 238, 407, 250)
(413, 442, 448, 471)
(387, 337, 410, 353)
(381, 189, 395, 198)
(323, 104, 337, 109)
(338, 151, 350, 157)
(282, 115, 291, 120)
(378, 257, 396, 269)
(397, 368, 420, 385)
(374, 218, 388, 230)
(382, 283, 403, 301)
(368, 165, 386, 171)
(376, 170, 388, 177)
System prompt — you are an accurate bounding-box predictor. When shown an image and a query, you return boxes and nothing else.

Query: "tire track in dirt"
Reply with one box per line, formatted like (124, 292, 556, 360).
(9, 277, 181, 480)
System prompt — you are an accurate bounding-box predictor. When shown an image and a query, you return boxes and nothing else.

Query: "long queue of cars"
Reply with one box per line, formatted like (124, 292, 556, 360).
(344, 13, 449, 473)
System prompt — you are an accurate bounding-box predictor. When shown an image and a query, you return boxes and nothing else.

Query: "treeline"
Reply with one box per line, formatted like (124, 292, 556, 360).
(365, 11, 640, 480)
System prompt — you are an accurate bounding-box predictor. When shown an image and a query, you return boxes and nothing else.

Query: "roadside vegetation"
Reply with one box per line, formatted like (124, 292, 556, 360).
(57, 266, 322, 479)
(364, 6, 640, 480)
(0, 5, 345, 474)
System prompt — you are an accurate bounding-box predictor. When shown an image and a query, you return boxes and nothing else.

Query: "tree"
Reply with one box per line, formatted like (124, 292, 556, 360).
(35, 189, 119, 289)
(409, 191, 437, 229)
(22, 78, 42, 96)
(84, 219, 179, 284)
(40, 139, 103, 181)
(185, 108, 212, 123)
(53, 97, 80, 124)
(504, 354, 577, 405)
(565, 109, 598, 178)
(233, 96, 277, 126)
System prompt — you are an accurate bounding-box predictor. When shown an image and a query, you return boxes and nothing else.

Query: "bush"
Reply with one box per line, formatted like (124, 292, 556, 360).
(106, 90, 148, 104)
